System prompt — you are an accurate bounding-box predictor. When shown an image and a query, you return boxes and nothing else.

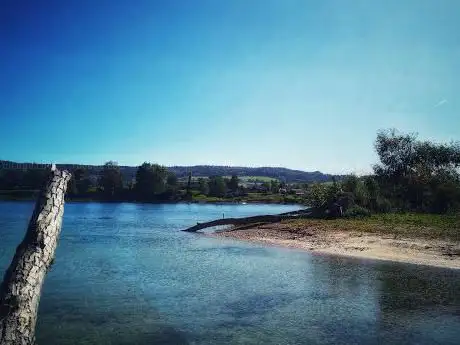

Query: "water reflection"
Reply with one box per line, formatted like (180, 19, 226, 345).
(0, 202, 459, 345)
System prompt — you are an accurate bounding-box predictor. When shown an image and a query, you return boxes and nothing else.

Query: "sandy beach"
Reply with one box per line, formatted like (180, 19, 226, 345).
(211, 222, 460, 269)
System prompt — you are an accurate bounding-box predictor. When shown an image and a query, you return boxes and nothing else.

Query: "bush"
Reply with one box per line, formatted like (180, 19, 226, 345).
(375, 197, 392, 213)
(344, 205, 371, 218)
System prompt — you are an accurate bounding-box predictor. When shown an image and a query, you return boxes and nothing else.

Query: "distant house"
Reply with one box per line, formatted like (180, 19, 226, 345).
(279, 188, 287, 194)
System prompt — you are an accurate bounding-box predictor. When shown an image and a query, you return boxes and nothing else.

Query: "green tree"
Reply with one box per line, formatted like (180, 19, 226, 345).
(198, 178, 209, 195)
(21, 169, 48, 190)
(228, 175, 239, 193)
(373, 129, 460, 213)
(185, 171, 192, 198)
(342, 175, 359, 194)
(99, 161, 123, 197)
(261, 182, 271, 192)
(69, 168, 92, 195)
(270, 180, 280, 193)
(167, 173, 178, 187)
(135, 163, 170, 200)
(208, 176, 227, 197)
(73, 168, 86, 181)
(306, 182, 341, 210)
(305, 183, 328, 208)
(0, 169, 25, 190)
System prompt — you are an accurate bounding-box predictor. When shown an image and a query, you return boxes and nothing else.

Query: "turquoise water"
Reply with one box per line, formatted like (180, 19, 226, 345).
(0, 201, 459, 345)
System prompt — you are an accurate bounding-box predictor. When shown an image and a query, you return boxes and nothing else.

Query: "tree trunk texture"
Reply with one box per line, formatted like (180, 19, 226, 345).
(0, 168, 71, 345)
(182, 210, 313, 232)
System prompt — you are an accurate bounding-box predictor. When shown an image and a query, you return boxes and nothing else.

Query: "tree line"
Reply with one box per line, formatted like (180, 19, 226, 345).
(1, 129, 459, 213)
(0, 161, 254, 201)
(306, 129, 460, 215)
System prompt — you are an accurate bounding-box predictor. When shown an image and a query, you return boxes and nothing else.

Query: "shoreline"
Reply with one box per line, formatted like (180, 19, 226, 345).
(0, 197, 302, 206)
(0, 194, 303, 205)
(210, 222, 460, 270)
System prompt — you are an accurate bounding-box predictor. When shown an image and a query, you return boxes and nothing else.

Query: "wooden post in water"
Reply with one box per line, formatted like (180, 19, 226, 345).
(0, 166, 71, 345)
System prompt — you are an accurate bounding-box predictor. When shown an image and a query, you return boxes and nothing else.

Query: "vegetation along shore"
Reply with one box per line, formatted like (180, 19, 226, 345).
(201, 129, 460, 269)
(1, 128, 459, 269)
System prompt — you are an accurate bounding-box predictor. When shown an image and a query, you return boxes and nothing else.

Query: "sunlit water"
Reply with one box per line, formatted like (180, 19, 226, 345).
(0, 201, 459, 345)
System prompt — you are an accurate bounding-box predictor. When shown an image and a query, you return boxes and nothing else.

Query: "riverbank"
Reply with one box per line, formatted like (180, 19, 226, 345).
(211, 214, 460, 269)
(0, 190, 303, 205)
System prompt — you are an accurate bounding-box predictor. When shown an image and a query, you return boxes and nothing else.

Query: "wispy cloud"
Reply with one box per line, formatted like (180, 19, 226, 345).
(433, 99, 447, 108)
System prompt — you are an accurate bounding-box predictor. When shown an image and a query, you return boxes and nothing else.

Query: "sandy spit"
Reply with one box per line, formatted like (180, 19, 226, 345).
(209, 223, 460, 269)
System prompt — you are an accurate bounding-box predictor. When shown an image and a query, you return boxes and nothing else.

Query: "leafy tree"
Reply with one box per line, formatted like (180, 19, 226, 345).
(270, 180, 280, 193)
(429, 170, 460, 213)
(135, 163, 170, 200)
(186, 171, 192, 197)
(69, 168, 93, 195)
(363, 176, 379, 199)
(261, 182, 271, 192)
(78, 178, 93, 195)
(19, 169, 47, 190)
(73, 168, 86, 181)
(327, 179, 341, 204)
(373, 129, 460, 213)
(342, 175, 359, 194)
(99, 161, 123, 197)
(306, 181, 342, 210)
(208, 176, 227, 197)
(198, 178, 209, 195)
(0, 169, 26, 190)
(305, 183, 328, 208)
(228, 175, 239, 193)
(167, 173, 178, 187)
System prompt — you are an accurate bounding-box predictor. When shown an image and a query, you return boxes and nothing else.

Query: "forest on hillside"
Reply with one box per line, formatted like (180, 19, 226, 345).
(0, 162, 338, 185)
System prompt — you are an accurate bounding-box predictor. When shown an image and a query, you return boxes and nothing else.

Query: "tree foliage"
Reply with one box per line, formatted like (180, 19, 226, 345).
(304, 129, 460, 216)
(373, 129, 460, 213)
(306, 183, 337, 209)
(68, 168, 93, 195)
(228, 175, 239, 193)
(99, 161, 123, 196)
(135, 163, 170, 200)
(198, 177, 209, 195)
(270, 180, 280, 193)
(208, 176, 227, 197)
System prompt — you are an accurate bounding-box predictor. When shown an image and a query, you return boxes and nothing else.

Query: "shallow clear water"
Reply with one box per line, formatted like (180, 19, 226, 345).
(0, 201, 459, 345)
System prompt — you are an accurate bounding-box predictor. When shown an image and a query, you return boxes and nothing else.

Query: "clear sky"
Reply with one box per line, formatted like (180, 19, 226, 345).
(1, 0, 459, 174)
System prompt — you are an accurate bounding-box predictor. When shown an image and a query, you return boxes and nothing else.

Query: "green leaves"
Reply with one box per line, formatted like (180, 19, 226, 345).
(373, 129, 460, 213)
(135, 162, 170, 199)
(208, 176, 227, 197)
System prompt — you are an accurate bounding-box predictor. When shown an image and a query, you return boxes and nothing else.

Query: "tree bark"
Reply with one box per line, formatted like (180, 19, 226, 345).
(182, 210, 313, 232)
(0, 168, 71, 345)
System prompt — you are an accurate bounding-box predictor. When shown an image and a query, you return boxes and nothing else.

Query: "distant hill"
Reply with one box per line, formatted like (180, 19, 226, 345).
(0, 161, 342, 183)
(167, 165, 341, 183)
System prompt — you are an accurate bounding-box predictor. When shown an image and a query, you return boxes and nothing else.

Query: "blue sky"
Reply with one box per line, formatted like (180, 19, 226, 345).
(1, 0, 459, 174)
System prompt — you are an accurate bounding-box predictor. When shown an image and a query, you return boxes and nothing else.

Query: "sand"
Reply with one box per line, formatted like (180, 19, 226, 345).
(211, 223, 460, 269)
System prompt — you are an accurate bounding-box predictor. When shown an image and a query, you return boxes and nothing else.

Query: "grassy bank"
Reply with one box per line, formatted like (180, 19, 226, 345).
(190, 192, 303, 204)
(0, 190, 304, 205)
(284, 213, 460, 241)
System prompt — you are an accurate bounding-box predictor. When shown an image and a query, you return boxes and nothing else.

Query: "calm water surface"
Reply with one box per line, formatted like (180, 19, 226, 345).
(0, 201, 459, 345)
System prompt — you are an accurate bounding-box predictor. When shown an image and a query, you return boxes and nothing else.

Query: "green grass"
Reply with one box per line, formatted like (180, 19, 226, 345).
(191, 194, 225, 202)
(284, 213, 460, 241)
(188, 192, 304, 204)
(223, 176, 278, 182)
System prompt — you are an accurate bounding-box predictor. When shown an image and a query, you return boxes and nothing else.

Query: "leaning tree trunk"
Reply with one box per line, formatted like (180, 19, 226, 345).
(0, 167, 71, 345)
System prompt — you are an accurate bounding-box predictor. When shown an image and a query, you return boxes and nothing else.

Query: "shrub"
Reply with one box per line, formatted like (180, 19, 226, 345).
(344, 205, 371, 218)
(375, 197, 392, 213)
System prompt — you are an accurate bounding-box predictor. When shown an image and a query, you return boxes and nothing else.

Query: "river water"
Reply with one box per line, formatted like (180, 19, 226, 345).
(0, 201, 458, 345)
